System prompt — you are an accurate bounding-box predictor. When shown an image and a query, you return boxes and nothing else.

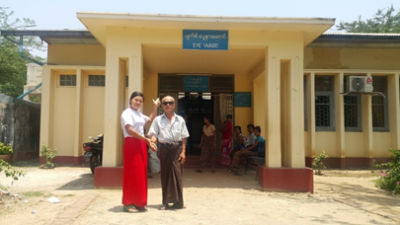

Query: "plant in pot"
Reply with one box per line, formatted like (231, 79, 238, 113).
(0, 142, 13, 162)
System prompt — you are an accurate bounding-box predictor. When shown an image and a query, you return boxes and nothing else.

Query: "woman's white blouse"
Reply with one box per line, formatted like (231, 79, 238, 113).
(120, 108, 149, 137)
(203, 124, 216, 137)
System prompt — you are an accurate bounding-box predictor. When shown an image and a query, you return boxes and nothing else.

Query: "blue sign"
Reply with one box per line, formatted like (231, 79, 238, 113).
(184, 76, 209, 92)
(234, 92, 251, 107)
(183, 30, 228, 50)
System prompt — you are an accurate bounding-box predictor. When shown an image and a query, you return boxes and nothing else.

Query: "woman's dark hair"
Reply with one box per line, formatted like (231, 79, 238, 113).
(226, 115, 232, 119)
(234, 126, 242, 133)
(129, 91, 145, 105)
(247, 124, 255, 129)
(254, 126, 261, 133)
(204, 115, 211, 121)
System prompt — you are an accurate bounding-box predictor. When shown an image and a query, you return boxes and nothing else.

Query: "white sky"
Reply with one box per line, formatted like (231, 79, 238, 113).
(3, 0, 400, 57)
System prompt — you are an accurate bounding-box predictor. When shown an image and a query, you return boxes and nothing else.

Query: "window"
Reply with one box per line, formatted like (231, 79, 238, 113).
(344, 95, 361, 131)
(60, 75, 76, 86)
(315, 76, 334, 131)
(88, 75, 105, 87)
(126, 76, 128, 87)
(343, 76, 362, 131)
(372, 76, 389, 131)
(304, 75, 307, 131)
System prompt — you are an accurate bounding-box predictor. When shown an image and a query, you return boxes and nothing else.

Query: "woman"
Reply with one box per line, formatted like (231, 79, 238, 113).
(196, 116, 216, 173)
(120, 92, 160, 213)
(230, 126, 246, 159)
(220, 115, 233, 166)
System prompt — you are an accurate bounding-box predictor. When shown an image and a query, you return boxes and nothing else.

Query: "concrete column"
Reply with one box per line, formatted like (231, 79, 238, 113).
(388, 73, 400, 148)
(265, 51, 281, 167)
(103, 56, 126, 167)
(287, 56, 305, 168)
(307, 73, 316, 159)
(73, 69, 84, 158)
(363, 73, 373, 158)
(39, 66, 54, 150)
(335, 73, 345, 166)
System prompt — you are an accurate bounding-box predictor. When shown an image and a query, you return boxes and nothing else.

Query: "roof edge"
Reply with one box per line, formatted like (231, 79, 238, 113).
(76, 12, 336, 25)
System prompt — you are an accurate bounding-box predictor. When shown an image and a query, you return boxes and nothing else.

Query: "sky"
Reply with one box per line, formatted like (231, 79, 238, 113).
(2, 0, 400, 57)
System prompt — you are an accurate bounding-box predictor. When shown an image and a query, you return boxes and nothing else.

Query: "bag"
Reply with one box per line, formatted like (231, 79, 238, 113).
(148, 147, 160, 174)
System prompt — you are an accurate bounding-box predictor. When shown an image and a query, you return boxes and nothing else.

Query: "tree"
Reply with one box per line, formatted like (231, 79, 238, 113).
(0, 7, 44, 97)
(337, 5, 400, 33)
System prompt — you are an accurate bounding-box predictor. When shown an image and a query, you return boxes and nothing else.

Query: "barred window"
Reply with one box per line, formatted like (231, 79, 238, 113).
(344, 95, 361, 131)
(60, 75, 76, 86)
(372, 76, 389, 131)
(88, 75, 105, 87)
(315, 76, 334, 131)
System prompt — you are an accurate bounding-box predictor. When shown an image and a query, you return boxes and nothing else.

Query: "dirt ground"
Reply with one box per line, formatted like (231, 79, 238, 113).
(1, 162, 400, 225)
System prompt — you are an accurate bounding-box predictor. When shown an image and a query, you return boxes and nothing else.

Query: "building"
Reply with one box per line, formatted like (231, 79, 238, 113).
(2, 13, 400, 192)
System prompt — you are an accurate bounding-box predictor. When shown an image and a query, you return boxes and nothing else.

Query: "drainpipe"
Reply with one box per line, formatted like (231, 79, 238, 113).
(3, 35, 44, 99)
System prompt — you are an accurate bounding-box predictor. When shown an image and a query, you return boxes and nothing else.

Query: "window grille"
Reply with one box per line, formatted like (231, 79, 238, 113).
(315, 95, 331, 127)
(60, 75, 76, 86)
(88, 75, 105, 87)
(315, 76, 335, 131)
(344, 95, 361, 131)
(372, 76, 389, 131)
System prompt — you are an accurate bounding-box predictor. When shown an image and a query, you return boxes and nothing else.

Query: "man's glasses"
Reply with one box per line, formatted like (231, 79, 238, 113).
(162, 101, 175, 106)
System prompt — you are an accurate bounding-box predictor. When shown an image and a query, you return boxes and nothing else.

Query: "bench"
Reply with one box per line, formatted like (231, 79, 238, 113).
(244, 155, 265, 181)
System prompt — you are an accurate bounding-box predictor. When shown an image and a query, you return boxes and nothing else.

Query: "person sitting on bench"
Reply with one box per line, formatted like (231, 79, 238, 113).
(229, 126, 265, 173)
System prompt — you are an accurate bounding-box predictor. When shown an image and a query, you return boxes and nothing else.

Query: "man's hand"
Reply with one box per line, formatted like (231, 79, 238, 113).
(179, 152, 186, 165)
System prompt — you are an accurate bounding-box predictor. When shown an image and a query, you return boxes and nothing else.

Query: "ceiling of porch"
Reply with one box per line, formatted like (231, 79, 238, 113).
(142, 45, 265, 75)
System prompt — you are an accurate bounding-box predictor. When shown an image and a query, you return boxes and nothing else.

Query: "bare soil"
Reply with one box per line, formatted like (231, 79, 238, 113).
(1, 162, 400, 225)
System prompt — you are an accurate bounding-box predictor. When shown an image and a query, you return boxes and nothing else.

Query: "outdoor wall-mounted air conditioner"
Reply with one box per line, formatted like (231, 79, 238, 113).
(347, 76, 373, 93)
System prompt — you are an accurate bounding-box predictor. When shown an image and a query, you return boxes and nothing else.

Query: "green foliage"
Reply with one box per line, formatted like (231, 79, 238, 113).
(375, 149, 400, 195)
(40, 145, 57, 168)
(0, 159, 25, 191)
(312, 151, 329, 175)
(0, 7, 44, 97)
(29, 95, 41, 103)
(337, 5, 400, 33)
(0, 142, 13, 155)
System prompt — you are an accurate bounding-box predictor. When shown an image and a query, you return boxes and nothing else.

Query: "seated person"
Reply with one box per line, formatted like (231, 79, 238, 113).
(229, 126, 265, 173)
(246, 124, 256, 147)
(229, 126, 246, 159)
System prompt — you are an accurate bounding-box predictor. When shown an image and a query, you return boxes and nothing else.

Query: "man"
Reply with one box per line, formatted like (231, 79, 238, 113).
(246, 124, 256, 147)
(147, 96, 189, 210)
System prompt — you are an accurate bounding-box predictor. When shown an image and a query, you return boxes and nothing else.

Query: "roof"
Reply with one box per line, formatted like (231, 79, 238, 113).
(307, 32, 400, 48)
(77, 12, 335, 46)
(2, 29, 400, 48)
(0, 30, 99, 45)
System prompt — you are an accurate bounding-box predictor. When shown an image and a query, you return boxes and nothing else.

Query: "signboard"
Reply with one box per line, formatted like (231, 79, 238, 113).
(183, 30, 228, 50)
(234, 92, 251, 107)
(184, 76, 209, 92)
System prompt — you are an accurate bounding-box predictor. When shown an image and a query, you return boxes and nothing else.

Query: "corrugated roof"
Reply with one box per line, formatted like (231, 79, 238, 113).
(323, 32, 400, 37)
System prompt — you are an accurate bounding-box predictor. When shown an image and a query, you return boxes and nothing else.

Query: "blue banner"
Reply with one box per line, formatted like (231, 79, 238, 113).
(234, 92, 251, 107)
(183, 30, 228, 50)
(184, 76, 209, 92)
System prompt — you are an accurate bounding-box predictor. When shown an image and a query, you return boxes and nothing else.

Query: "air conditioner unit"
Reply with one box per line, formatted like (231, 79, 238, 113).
(347, 76, 373, 92)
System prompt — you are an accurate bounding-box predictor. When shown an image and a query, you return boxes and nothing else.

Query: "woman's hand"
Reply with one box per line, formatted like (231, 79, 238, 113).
(146, 138, 158, 152)
(152, 98, 161, 107)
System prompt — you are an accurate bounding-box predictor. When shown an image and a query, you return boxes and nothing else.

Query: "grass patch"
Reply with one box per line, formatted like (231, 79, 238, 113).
(22, 191, 44, 197)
